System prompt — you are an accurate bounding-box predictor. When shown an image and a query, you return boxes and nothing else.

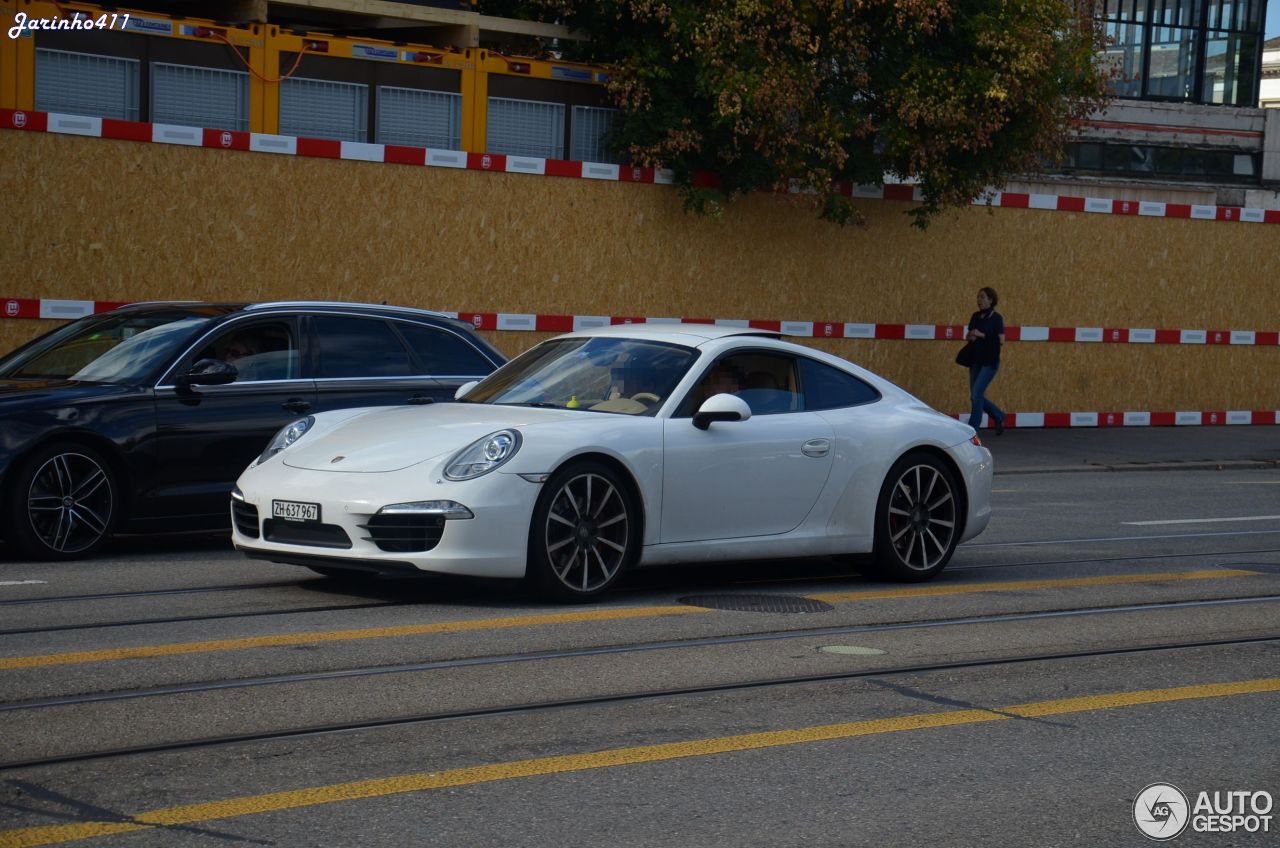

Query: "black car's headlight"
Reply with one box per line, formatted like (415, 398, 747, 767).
(259, 416, 315, 464)
(445, 429, 522, 481)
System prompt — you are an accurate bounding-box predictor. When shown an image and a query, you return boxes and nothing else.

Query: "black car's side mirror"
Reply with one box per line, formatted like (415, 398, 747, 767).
(179, 358, 238, 387)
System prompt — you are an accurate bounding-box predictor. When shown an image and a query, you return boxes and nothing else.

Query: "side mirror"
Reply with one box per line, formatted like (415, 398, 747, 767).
(455, 380, 479, 400)
(181, 358, 238, 387)
(693, 393, 752, 430)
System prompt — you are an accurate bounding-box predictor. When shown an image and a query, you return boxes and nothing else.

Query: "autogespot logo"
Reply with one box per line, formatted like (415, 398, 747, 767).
(1134, 783, 1191, 841)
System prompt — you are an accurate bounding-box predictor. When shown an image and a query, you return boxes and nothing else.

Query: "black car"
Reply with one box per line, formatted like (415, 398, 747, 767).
(0, 301, 506, 560)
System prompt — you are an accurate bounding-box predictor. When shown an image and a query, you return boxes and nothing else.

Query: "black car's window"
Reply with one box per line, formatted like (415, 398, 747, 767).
(313, 316, 413, 378)
(677, 352, 803, 416)
(0, 312, 213, 384)
(395, 323, 494, 377)
(194, 321, 299, 382)
(800, 357, 881, 409)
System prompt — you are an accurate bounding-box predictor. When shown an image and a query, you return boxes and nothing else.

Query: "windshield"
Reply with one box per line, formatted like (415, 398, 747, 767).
(0, 311, 215, 384)
(465, 337, 698, 416)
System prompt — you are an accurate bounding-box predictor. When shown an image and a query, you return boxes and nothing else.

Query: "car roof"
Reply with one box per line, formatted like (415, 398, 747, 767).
(564, 323, 782, 346)
(106, 301, 477, 333)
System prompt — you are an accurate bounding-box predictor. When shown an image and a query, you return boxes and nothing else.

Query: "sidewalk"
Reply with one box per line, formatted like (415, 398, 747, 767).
(982, 426, 1280, 474)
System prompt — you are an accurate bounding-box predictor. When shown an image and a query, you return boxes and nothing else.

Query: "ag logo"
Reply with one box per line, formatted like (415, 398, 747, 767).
(472, 314, 483, 329)
(13, 111, 27, 129)
(5, 300, 18, 317)
(220, 131, 233, 148)
(1134, 783, 1190, 840)
(480, 154, 492, 170)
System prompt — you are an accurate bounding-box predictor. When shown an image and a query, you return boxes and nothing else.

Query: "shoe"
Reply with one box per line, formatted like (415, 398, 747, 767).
(994, 416, 1005, 436)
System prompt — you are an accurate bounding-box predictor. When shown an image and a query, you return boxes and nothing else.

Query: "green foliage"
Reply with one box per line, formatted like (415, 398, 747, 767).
(480, 0, 1111, 226)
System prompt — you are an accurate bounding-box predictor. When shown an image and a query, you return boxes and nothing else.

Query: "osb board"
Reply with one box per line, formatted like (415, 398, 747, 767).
(1, 318, 1273, 413)
(2, 130, 1279, 411)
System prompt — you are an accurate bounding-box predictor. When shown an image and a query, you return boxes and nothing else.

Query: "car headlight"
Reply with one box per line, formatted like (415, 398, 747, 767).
(259, 416, 315, 464)
(445, 429, 522, 481)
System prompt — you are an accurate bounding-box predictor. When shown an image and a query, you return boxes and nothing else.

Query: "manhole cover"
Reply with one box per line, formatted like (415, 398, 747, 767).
(679, 593, 833, 614)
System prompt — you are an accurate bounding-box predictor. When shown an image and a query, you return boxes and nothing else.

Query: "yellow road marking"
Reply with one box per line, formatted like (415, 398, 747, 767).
(808, 568, 1259, 603)
(0, 570, 1260, 671)
(0, 606, 702, 671)
(2, 677, 1277, 848)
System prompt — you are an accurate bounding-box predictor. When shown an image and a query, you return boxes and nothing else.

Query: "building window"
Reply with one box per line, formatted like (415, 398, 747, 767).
(35, 49, 140, 120)
(377, 86, 463, 150)
(151, 63, 249, 131)
(1100, 19, 1146, 98)
(1146, 25, 1198, 99)
(1204, 32, 1260, 105)
(1056, 141, 1258, 180)
(280, 77, 369, 142)
(486, 97, 565, 159)
(570, 105, 619, 163)
(1094, 0, 1265, 105)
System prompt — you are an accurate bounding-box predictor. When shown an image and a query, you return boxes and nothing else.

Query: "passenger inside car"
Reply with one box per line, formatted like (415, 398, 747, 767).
(198, 325, 298, 382)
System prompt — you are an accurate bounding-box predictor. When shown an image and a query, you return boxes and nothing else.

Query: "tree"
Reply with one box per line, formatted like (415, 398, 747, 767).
(481, 0, 1111, 226)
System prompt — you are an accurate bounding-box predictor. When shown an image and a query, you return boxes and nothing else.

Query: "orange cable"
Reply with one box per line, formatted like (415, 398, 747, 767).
(210, 30, 311, 84)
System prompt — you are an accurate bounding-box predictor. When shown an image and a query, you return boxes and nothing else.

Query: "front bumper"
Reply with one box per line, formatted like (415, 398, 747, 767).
(231, 460, 541, 578)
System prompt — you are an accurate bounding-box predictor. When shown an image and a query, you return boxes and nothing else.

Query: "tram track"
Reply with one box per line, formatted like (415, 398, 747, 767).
(4, 543, 1278, 635)
(4, 593, 1277, 716)
(0, 600, 402, 637)
(3, 629, 1276, 772)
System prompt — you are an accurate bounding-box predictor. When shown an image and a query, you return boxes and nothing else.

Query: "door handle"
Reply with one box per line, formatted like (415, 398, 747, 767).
(801, 438, 831, 458)
(282, 399, 312, 414)
(407, 395, 435, 405)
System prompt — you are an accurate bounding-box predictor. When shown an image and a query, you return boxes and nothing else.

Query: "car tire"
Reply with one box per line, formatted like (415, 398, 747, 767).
(869, 451, 961, 582)
(8, 442, 118, 561)
(527, 460, 640, 602)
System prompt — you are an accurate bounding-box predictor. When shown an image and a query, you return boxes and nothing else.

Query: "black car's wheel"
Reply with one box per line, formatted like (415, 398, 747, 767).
(527, 460, 639, 602)
(8, 442, 118, 560)
(870, 451, 961, 582)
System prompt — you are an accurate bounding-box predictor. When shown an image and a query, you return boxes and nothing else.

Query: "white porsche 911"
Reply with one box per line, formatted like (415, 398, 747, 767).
(232, 325, 992, 600)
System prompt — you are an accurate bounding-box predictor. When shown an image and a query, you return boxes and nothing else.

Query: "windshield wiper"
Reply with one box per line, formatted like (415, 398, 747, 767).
(499, 401, 561, 409)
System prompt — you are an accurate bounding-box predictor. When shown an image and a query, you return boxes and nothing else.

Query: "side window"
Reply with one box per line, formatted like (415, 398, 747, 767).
(800, 357, 880, 410)
(196, 321, 298, 383)
(680, 352, 802, 416)
(395, 323, 495, 377)
(313, 316, 413, 379)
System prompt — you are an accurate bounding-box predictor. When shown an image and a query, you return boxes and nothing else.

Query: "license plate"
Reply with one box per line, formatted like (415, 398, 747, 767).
(272, 499, 320, 522)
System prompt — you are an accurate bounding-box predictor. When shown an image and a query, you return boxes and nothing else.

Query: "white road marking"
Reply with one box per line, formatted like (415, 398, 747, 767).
(1123, 515, 1280, 526)
(0, 580, 47, 586)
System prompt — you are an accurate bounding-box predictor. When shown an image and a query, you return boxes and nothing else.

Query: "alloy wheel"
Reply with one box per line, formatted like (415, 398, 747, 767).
(26, 452, 114, 554)
(885, 463, 957, 572)
(543, 471, 630, 593)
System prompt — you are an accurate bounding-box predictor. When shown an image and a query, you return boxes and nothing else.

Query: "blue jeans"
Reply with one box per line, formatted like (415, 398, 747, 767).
(968, 364, 1004, 429)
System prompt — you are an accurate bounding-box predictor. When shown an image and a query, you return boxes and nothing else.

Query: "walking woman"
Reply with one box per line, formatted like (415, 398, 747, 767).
(966, 287, 1006, 434)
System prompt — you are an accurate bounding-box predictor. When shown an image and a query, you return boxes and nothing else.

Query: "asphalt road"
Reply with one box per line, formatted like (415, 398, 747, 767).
(1, 429, 1278, 847)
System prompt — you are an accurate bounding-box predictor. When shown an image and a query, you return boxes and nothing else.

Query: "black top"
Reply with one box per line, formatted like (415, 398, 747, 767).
(967, 309, 1004, 367)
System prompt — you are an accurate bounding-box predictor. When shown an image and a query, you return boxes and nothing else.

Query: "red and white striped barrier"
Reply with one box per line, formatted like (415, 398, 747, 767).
(5, 107, 1280, 225)
(3, 299, 1276, 426)
(4, 298, 1279, 349)
(958, 411, 1280, 428)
